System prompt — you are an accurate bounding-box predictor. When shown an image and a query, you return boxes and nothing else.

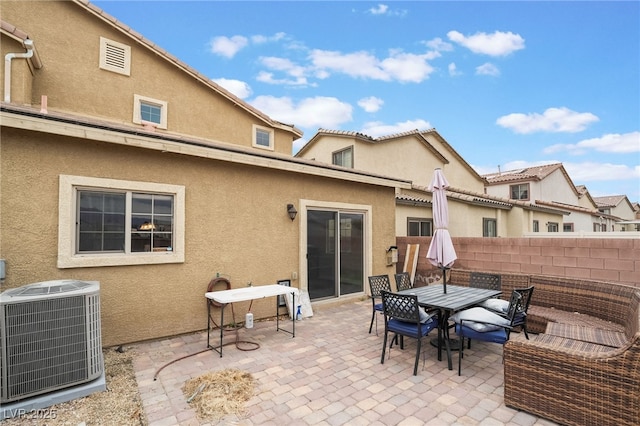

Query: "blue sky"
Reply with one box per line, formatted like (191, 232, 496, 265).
(94, 1, 640, 202)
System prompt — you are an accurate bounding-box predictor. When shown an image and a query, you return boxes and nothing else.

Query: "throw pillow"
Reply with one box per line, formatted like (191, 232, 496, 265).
(479, 298, 509, 314)
(450, 307, 510, 333)
(419, 307, 434, 324)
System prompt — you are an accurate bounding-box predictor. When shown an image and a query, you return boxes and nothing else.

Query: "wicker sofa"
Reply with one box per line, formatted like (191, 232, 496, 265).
(449, 270, 640, 426)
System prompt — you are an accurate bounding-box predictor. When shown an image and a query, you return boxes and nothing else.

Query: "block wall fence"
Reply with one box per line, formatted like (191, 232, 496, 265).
(396, 236, 640, 287)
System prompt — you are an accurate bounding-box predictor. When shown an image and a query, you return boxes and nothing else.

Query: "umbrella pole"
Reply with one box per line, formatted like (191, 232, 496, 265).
(442, 266, 447, 293)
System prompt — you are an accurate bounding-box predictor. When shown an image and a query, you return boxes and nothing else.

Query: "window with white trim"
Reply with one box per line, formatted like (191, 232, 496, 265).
(58, 175, 185, 268)
(133, 95, 168, 129)
(332, 146, 353, 168)
(407, 218, 433, 236)
(252, 125, 274, 150)
(99, 37, 131, 76)
(483, 218, 497, 237)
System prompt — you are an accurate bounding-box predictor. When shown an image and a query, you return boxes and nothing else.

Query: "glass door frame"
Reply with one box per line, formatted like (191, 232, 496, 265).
(298, 199, 372, 299)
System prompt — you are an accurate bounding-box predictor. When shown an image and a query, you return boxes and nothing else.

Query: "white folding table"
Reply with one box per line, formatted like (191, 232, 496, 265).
(205, 284, 300, 357)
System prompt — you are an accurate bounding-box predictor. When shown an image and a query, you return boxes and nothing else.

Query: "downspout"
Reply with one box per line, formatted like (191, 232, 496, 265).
(4, 39, 35, 103)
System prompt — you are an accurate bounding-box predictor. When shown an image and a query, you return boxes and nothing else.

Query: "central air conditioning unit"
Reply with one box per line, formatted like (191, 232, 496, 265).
(0, 280, 103, 404)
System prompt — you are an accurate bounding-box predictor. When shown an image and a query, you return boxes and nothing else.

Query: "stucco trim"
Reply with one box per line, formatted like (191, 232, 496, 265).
(1, 107, 412, 190)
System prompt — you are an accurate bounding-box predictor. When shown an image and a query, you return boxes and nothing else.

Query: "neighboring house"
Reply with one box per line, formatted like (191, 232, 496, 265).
(296, 129, 567, 237)
(594, 195, 638, 231)
(484, 163, 617, 232)
(0, 1, 410, 346)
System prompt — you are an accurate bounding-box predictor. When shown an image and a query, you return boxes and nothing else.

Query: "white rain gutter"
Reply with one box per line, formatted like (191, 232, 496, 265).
(4, 39, 40, 103)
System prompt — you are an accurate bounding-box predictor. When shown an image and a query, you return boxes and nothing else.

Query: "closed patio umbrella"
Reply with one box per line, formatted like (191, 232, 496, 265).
(426, 168, 457, 293)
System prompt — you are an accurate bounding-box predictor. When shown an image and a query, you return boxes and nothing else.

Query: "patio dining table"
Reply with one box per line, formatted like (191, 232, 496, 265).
(398, 284, 501, 370)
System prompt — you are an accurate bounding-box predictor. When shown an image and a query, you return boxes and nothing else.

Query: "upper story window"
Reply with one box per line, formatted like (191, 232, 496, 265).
(253, 125, 274, 150)
(99, 37, 131, 76)
(510, 183, 529, 200)
(332, 146, 353, 168)
(563, 223, 574, 232)
(533, 220, 539, 232)
(133, 95, 168, 129)
(407, 218, 433, 236)
(547, 222, 559, 232)
(58, 175, 184, 268)
(483, 218, 497, 237)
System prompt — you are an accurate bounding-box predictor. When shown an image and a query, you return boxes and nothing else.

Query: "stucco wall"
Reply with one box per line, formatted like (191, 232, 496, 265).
(0, 128, 397, 346)
(0, 0, 296, 155)
(397, 236, 640, 287)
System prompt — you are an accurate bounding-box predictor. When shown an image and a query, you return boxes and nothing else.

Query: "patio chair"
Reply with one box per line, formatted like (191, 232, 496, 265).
(368, 275, 391, 335)
(469, 272, 501, 291)
(452, 290, 523, 375)
(394, 272, 413, 292)
(478, 286, 534, 339)
(380, 290, 439, 375)
(511, 286, 534, 339)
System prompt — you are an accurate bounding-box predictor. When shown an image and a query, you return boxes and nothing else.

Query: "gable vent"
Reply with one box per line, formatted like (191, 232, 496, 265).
(99, 37, 131, 76)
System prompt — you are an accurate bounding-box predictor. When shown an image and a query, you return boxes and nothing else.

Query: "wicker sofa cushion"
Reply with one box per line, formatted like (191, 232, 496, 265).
(532, 333, 618, 353)
(545, 323, 628, 348)
(528, 305, 625, 332)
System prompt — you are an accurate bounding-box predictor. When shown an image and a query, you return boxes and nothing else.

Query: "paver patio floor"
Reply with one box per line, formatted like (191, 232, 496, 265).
(131, 299, 558, 425)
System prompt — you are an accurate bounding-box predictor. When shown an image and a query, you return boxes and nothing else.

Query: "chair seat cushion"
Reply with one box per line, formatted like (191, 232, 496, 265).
(450, 307, 511, 332)
(388, 317, 438, 338)
(374, 302, 384, 311)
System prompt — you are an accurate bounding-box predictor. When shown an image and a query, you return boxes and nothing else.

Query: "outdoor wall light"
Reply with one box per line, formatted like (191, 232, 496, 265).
(287, 204, 298, 221)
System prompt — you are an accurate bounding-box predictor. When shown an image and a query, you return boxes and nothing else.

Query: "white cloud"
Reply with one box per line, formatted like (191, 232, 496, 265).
(448, 62, 461, 76)
(425, 37, 454, 52)
(250, 95, 353, 128)
(476, 62, 500, 76)
(369, 4, 388, 15)
(251, 32, 286, 44)
(358, 96, 384, 113)
(210, 33, 286, 58)
(211, 78, 252, 99)
(209, 35, 248, 58)
(368, 4, 407, 17)
(544, 132, 640, 155)
(360, 119, 432, 138)
(496, 107, 600, 134)
(563, 161, 640, 182)
(447, 30, 525, 56)
(309, 49, 436, 83)
(256, 71, 310, 87)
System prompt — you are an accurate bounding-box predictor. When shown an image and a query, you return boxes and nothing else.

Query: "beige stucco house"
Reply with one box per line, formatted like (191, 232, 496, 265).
(594, 195, 638, 231)
(484, 163, 620, 232)
(0, 0, 411, 346)
(296, 129, 567, 238)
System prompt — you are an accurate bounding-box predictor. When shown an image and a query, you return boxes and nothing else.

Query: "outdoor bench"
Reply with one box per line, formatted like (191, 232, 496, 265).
(449, 269, 640, 426)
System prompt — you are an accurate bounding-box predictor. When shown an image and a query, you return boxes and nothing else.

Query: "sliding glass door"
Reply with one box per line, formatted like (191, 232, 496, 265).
(307, 210, 364, 300)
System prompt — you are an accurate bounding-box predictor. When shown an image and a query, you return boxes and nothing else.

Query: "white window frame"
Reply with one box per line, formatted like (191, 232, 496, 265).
(407, 217, 433, 236)
(133, 94, 168, 129)
(99, 37, 131, 76)
(58, 175, 185, 268)
(252, 125, 274, 150)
